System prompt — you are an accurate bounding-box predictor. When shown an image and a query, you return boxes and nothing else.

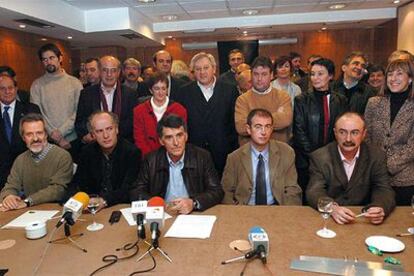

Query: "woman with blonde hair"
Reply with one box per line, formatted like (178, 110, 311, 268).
(365, 59, 414, 205)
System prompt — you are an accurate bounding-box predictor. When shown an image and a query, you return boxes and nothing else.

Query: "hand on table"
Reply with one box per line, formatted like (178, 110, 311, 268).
(169, 198, 194, 214)
(1, 195, 26, 211)
(332, 205, 355, 224)
(363, 207, 385, 225)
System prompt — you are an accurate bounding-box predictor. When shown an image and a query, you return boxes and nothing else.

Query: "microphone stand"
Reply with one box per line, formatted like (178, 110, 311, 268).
(137, 224, 172, 263)
(49, 221, 87, 253)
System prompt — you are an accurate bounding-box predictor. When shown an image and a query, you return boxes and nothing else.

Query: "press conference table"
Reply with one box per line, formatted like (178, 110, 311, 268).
(0, 204, 413, 276)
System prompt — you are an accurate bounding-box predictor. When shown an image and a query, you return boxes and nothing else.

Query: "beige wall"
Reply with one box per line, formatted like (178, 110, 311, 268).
(398, 1, 414, 54)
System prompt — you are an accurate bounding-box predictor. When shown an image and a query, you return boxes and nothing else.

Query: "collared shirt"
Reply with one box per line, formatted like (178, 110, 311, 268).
(167, 75, 172, 96)
(343, 79, 358, 89)
(31, 142, 53, 163)
(248, 145, 275, 205)
(197, 77, 216, 102)
(151, 96, 169, 122)
(338, 146, 360, 181)
(100, 83, 116, 111)
(252, 85, 272, 95)
(165, 153, 189, 203)
(1, 100, 16, 126)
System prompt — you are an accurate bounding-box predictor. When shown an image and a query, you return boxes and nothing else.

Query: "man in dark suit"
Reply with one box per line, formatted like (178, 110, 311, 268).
(71, 111, 141, 207)
(175, 52, 239, 176)
(218, 49, 245, 87)
(0, 75, 40, 189)
(306, 112, 395, 225)
(132, 114, 223, 214)
(0, 65, 30, 103)
(152, 50, 186, 100)
(75, 55, 138, 144)
(222, 109, 302, 205)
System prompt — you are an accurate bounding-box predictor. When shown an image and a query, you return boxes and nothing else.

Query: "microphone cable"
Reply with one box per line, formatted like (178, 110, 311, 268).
(89, 240, 140, 276)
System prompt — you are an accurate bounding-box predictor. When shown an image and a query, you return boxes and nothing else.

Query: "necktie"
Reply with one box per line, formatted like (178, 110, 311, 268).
(3, 106, 12, 143)
(255, 154, 267, 205)
(322, 95, 330, 144)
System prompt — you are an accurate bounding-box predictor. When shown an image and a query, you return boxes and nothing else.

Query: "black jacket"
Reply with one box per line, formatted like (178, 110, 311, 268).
(218, 70, 237, 87)
(293, 88, 348, 169)
(71, 138, 141, 206)
(333, 78, 376, 115)
(132, 144, 223, 211)
(175, 80, 239, 174)
(75, 83, 139, 142)
(0, 100, 40, 188)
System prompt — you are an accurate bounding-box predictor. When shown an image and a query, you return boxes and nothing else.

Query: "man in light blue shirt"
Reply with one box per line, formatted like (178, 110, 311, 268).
(222, 108, 302, 205)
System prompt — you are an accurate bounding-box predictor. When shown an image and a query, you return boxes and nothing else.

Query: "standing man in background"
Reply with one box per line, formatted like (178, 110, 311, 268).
(219, 49, 245, 86)
(84, 58, 100, 88)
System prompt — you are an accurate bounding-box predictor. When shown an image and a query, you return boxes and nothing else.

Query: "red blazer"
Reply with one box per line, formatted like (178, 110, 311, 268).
(133, 99, 187, 156)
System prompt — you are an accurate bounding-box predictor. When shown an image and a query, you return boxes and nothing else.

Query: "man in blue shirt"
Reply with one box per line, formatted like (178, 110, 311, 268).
(132, 114, 223, 214)
(222, 108, 302, 205)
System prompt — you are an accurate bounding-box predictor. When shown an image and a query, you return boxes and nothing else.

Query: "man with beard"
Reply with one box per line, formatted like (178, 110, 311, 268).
(122, 58, 149, 100)
(84, 58, 100, 87)
(0, 113, 72, 211)
(30, 43, 83, 157)
(333, 51, 375, 114)
(306, 112, 395, 225)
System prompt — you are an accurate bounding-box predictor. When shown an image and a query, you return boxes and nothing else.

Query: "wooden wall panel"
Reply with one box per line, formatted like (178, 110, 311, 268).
(0, 27, 72, 91)
(374, 19, 398, 67)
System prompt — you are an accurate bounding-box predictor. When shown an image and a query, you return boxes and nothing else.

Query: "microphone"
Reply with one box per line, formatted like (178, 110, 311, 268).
(248, 227, 269, 264)
(56, 192, 90, 228)
(146, 197, 165, 248)
(131, 200, 148, 239)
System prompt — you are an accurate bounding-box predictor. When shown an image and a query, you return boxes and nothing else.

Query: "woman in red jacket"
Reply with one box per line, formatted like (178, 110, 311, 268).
(133, 72, 187, 156)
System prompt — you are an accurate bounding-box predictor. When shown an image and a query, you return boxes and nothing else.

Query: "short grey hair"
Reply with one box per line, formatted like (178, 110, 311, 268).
(123, 58, 141, 69)
(190, 52, 216, 71)
(87, 110, 119, 133)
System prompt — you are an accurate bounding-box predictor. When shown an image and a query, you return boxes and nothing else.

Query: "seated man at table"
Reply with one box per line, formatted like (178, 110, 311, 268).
(306, 112, 395, 224)
(132, 114, 223, 214)
(0, 113, 72, 211)
(222, 108, 302, 205)
(71, 111, 141, 207)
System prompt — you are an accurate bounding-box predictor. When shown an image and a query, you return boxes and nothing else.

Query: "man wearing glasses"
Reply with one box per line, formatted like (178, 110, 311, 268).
(222, 108, 302, 206)
(75, 56, 138, 144)
(333, 51, 376, 115)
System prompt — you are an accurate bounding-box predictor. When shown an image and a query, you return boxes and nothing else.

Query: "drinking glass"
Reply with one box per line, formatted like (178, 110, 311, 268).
(316, 197, 336, 238)
(86, 194, 104, 231)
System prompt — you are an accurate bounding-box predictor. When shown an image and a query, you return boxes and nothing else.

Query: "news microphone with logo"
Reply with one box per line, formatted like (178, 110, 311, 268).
(56, 192, 90, 228)
(146, 197, 165, 248)
(248, 226, 269, 264)
(131, 199, 148, 239)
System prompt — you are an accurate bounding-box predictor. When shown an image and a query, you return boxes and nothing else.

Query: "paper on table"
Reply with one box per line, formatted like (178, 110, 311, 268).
(164, 215, 217, 239)
(2, 210, 59, 229)
(120, 207, 172, 226)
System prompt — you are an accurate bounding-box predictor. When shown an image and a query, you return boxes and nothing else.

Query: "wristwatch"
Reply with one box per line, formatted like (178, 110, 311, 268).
(24, 197, 33, 207)
(193, 200, 200, 210)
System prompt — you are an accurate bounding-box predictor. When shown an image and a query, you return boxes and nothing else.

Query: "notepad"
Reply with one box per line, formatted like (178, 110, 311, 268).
(1, 210, 59, 229)
(164, 215, 217, 239)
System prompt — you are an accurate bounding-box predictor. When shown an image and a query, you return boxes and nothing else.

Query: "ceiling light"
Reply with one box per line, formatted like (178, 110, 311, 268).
(41, 38, 47, 41)
(19, 24, 26, 29)
(67, 36, 73, 39)
(321, 27, 327, 31)
(393, 0, 400, 3)
(162, 15, 177, 21)
(243, 31, 248, 35)
(243, 9, 259, 16)
(138, 0, 155, 3)
(329, 4, 346, 10)
(167, 35, 173, 39)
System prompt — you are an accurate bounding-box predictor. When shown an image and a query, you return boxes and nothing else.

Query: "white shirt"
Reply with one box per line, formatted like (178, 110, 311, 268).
(252, 85, 272, 95)
(338, 146, 360, 181)
(151, 96, 169, 122)
(1, 100, 16, 126)
(100, 83, 116, 112)
(197, 77, 216, 102)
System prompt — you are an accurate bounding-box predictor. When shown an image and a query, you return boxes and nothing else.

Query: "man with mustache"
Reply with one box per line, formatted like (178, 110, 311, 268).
(0, 113, 72, 211)
(333, 51, 375, 114)
(306, 112, 395, 225)
(122, 58, 150, 100)
(30, 43, 83, 160)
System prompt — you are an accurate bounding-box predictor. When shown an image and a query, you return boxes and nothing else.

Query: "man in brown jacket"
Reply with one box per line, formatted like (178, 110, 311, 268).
(222, 109, 302, 205)
(306, 112, 395, 225)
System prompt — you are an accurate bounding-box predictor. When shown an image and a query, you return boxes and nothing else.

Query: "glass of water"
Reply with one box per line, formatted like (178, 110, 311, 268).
(316, 197, 336, 238)
(86, 194, 104, 231)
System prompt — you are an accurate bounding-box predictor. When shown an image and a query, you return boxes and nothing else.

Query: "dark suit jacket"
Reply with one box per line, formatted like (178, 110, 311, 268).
(75, 83, 138, 142)
(132, 144, 223, 211)
(306, 142, 395, 216)
(218, 70, 237, 87)
(71, 138, 141, 206)
(0, 100, 40, 188)
(169, 76, 186, 101)
(175, 80, 239, 174)
(222, 140, 302, 205)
